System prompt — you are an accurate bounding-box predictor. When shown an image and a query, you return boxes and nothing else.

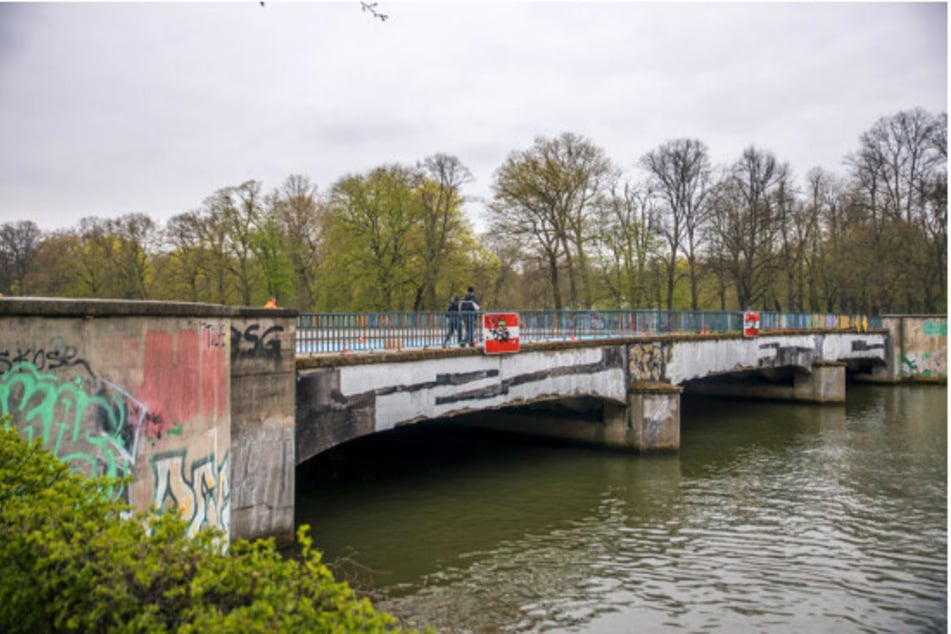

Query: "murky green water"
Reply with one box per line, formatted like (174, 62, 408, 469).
(296, 385, 947, 632)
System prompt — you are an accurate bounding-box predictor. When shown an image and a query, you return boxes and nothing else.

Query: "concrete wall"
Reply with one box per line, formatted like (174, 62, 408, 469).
(229, 309, 297, 546)
(881, 315, 947, 382)
(0, 298, 298, 544)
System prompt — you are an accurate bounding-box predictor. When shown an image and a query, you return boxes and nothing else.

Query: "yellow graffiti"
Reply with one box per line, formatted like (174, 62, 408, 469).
(151, 449, 230, 536)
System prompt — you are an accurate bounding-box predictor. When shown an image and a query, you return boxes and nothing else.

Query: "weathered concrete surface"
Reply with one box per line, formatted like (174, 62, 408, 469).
(879, 315, 947, 383)
(297, 331, 889, 462)
(0, 299, 234, 536)
(628, 382, 682, 451)
(793, 362, 846, 403)
(296, 346, 628, 462)
(0, 298, 299, 544)
(645, 332, 887, 384)
(684, 361, 848, 404)
(229, 310, 297, 546)
(450, 405, 629, 449)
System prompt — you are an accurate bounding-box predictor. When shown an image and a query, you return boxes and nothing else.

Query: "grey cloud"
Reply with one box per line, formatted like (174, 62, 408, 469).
(0, 2, 945, 232)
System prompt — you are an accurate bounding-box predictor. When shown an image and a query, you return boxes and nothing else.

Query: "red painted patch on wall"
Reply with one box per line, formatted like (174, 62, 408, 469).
(137, 329, 225, 435)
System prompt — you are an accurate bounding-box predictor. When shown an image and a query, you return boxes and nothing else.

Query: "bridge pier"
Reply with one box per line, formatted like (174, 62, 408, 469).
(793, 361, 846, 403)
(449, 386, 681, 454)
(627, 382, 682, 452)
(684, 361, 846, 404)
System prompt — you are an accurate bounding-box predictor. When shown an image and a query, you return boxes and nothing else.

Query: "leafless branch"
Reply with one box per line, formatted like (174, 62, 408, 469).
(360, 2, 388, 22)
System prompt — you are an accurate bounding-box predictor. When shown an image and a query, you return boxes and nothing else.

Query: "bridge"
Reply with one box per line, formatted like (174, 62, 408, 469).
(0, 299, 944, 547)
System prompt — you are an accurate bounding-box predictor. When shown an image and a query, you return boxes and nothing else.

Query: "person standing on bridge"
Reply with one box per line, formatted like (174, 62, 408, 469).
(460, 286, 480, 347)
(443, 295, 462, 348)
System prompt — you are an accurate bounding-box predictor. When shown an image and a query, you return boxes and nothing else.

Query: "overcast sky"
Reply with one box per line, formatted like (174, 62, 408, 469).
(0, 1, 946, 233)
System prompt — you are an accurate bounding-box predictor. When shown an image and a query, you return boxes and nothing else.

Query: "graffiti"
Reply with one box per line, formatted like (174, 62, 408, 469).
(231, 323, 284, 360)
(0, 336, 95, 378)
(902, 354, 919, 374)
(757, 342, 814, 368)
(1, 323, 232, 538)
(923, 320, 947, 337)
(902, 352, 946, 379)
(137, 329, 227, 437)
(187, 320, 229, 348)
(630, 342, 665, 381)
(151, 449, 230, 536)
(851, 340, 885, 352)
(0, 363, 145, 500)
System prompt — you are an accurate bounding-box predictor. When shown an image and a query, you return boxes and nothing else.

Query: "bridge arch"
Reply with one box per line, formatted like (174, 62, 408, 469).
(295, 345, 630, 464)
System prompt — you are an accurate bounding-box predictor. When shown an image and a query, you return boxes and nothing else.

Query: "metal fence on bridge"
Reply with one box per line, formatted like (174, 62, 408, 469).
(296, 310, 880, 355)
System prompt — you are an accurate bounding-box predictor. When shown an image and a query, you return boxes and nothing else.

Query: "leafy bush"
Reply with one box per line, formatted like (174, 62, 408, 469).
(0, 421, 414, 633)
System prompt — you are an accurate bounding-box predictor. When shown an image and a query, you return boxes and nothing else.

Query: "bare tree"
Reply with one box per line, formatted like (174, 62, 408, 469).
(360, 2, 388, 21)
(0, 220, 42, 295)
(709, 146, 789, 309)
(771, 176, 803, 311)
(594, 177, 660, 308)
(640, 138, 713, 309)
(844, 108, 947, 312)
(848, 107, 945, 224)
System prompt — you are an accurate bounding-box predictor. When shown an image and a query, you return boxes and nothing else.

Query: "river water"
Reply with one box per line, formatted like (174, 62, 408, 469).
(296, 385, 947, 633)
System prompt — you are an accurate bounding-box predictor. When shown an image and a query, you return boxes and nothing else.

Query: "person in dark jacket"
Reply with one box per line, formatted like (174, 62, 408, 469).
(459, 287, 480, 347)
(443, 296, 462, 348)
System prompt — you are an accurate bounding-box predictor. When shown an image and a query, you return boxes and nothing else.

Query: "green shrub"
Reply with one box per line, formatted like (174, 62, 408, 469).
(0, 420, 413, 633)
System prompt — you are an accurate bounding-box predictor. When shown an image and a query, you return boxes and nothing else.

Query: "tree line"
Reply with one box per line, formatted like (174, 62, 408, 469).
(0, 107, 945, 315)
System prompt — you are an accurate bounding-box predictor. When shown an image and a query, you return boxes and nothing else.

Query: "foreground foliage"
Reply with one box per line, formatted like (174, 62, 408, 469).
(0, 423, 411, 633)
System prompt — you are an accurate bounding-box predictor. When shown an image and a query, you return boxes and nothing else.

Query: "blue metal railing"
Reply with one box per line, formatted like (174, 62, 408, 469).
(296, 310, 881, 356)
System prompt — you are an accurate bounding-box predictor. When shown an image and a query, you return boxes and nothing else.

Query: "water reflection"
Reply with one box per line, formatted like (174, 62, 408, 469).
(296, 386, 946, 633)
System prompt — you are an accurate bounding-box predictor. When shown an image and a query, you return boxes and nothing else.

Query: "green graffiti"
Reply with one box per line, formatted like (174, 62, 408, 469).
(923, 320, 947, 336)
(0, 362, 137, 499)
(901, 354, 919, 372)
(168, 424, 184, 436)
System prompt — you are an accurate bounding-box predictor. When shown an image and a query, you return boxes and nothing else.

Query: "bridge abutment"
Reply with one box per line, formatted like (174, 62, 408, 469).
(229, 312, 297, 546)
(881, 315, 947, 382)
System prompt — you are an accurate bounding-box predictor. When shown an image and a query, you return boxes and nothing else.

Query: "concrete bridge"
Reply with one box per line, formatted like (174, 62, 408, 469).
(295, 330, 890, 462)
(0, 299, 944, 547)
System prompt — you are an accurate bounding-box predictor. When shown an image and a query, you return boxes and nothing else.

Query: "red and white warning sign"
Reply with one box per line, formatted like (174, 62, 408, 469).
(743, 311, 760, 338)
(483, 312, 520, 354)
